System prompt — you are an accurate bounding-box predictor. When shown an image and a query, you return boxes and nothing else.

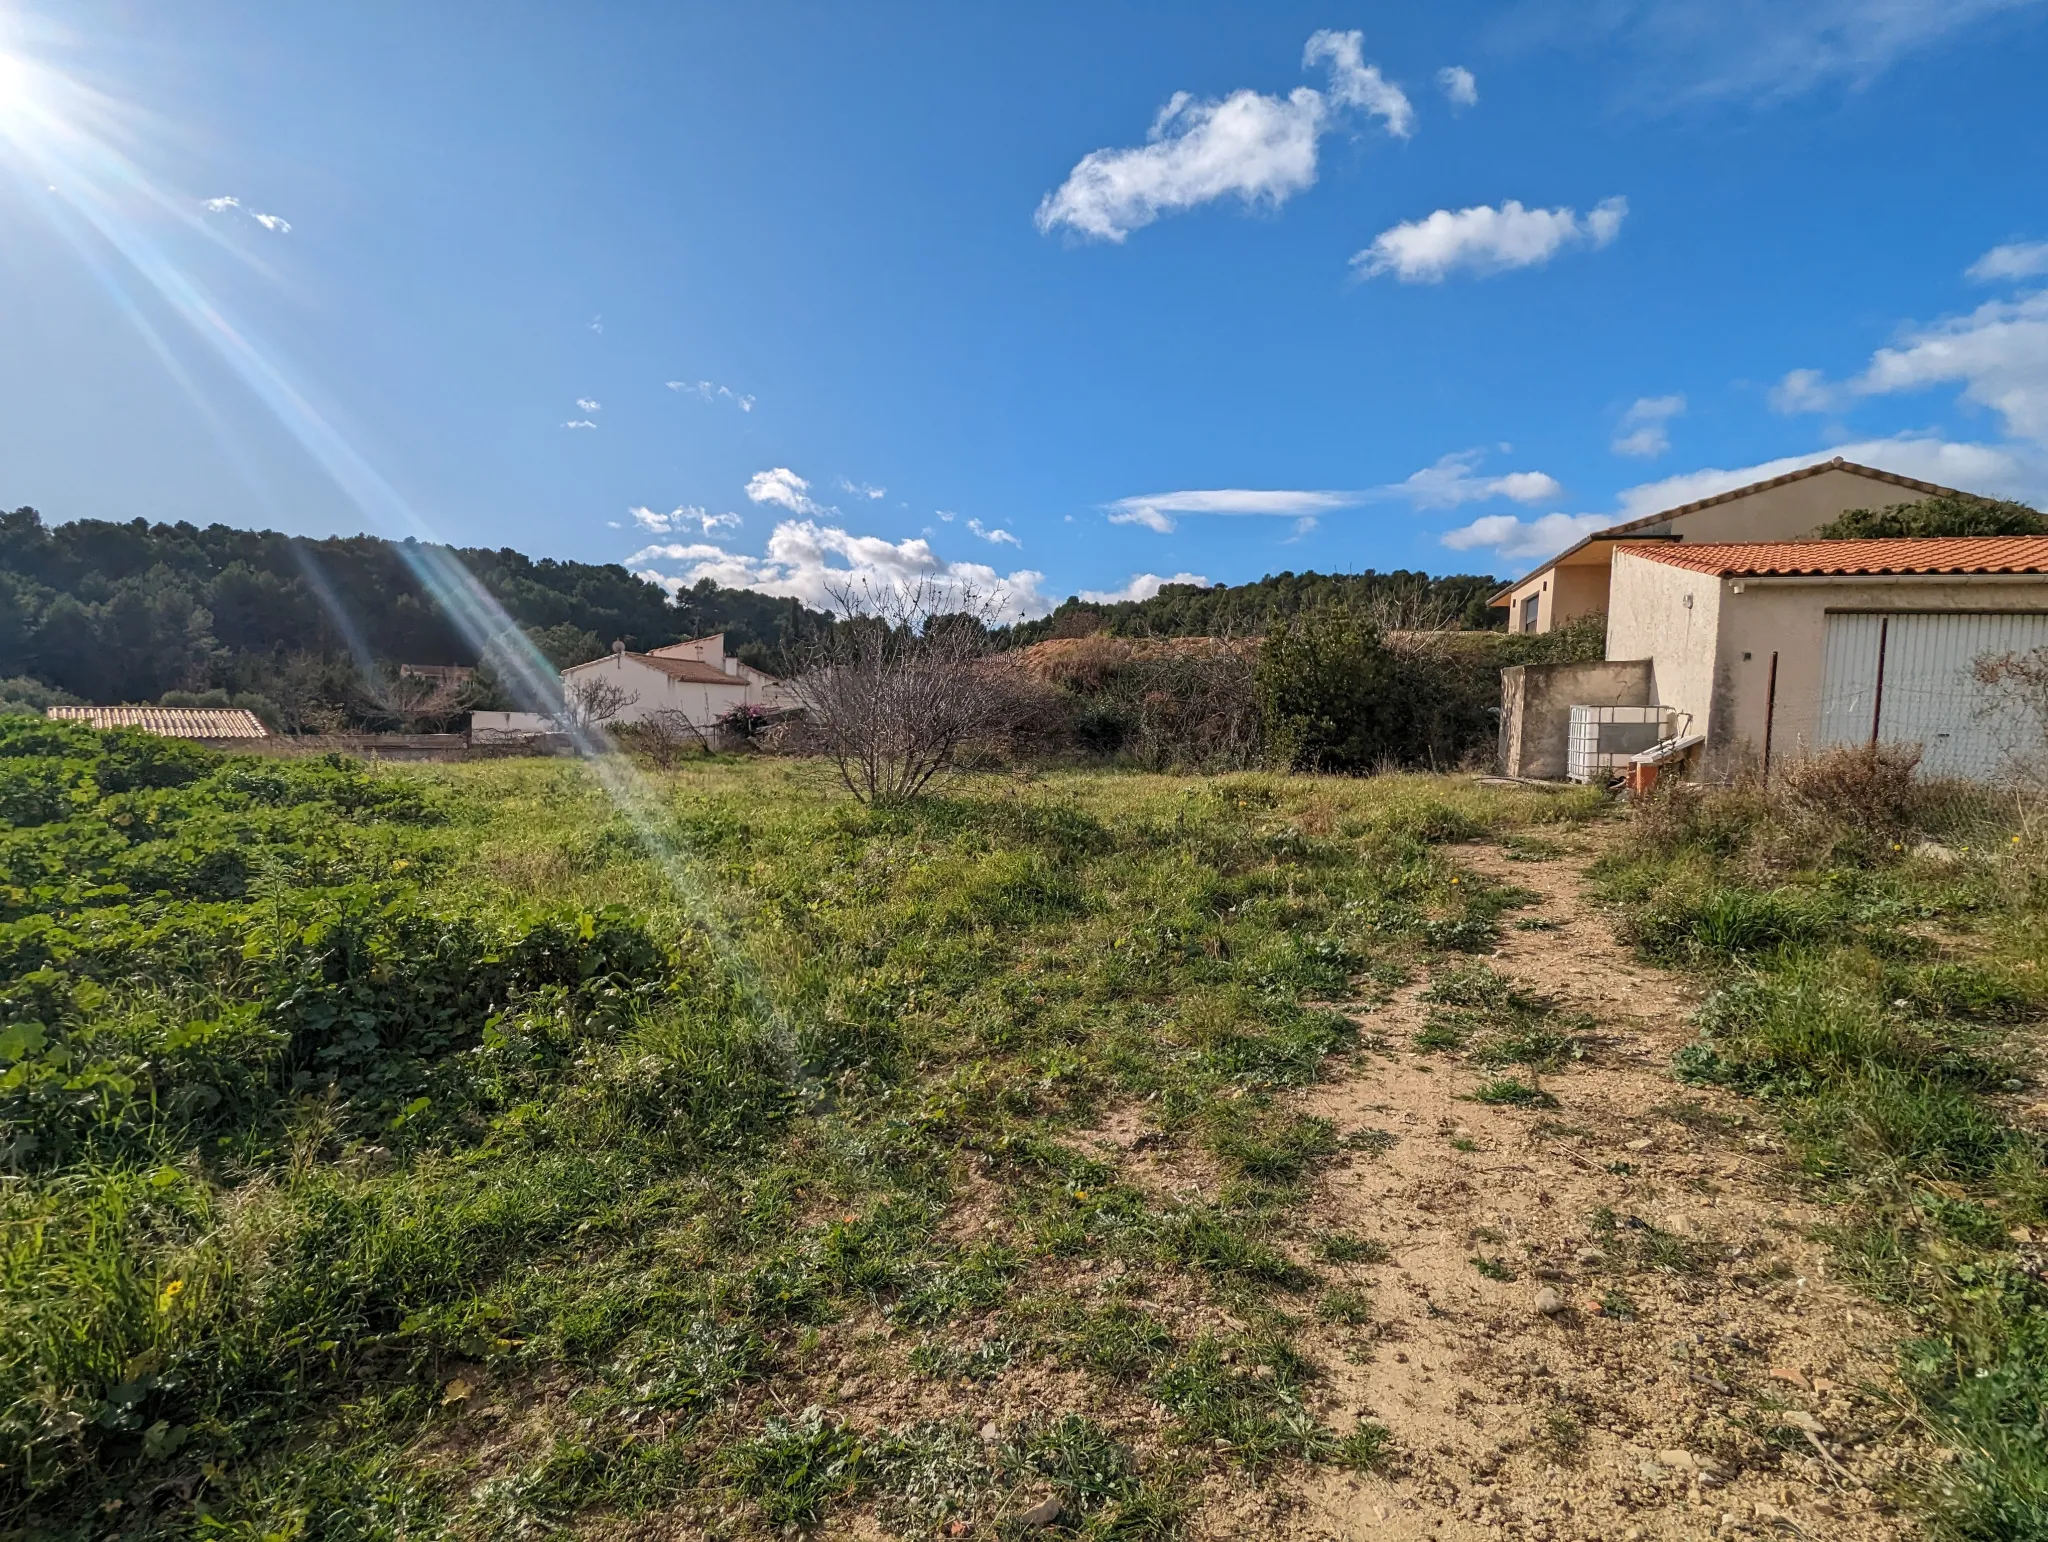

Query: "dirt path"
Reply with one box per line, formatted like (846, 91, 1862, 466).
(1198, 837, 1928, 1541)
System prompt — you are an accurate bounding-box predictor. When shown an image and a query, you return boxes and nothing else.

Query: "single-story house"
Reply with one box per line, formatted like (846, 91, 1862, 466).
(1608, 538, 2048, 780)
(558, 632, 792, 728)
(1490, 457, 1958, 635)
(1499, 538, 2048, 781)
(47, 705, 269, 742)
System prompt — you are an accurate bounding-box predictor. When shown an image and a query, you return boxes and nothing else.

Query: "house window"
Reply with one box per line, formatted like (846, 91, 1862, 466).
(1521, 594, 1540, 632)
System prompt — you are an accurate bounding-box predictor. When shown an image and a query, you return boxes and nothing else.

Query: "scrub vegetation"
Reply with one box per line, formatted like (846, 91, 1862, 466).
(0, 719, 1604, 1538)
(1596, 749, 2048, 1540)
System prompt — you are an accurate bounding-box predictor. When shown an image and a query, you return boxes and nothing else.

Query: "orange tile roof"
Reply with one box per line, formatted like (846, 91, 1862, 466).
(1623, 538, 2048, 578)
(48, 706, 270, 738)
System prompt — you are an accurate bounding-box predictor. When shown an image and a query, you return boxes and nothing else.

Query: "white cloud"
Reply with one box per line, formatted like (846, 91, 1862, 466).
(669, 379, 754, 411)
(1770, 286, 2048, 450)
(576, 398, 601, 412)
(1104, 487, 1356, 533)
(1353, 197, 1626, 282)
(201, 195, 290, 233)
(1441, 512, 1610, 562)
(1436, 65, 1479, 106)
(1969, 241, 2048, 282)
(562, 419, 596, 430)
(1034, 29, 1410, 243)
(588, 315, 603, 333)
(627, 541, 733, 565)
(629, 520, 1053, 621)
(1387, 451, 1563, 508)
(1853, 289, 2048, 446)
(1103, 461, 1557, 533)
(629, 505, 741, 535)
(967, 518, 1021, 547)
(839, 478, 887, 499)
(1106, 505, 1177, 534)
(1611, 394, 1686, 457)
(745, 467, 827, 516)
(1078, 572, 1210, 605)
(1306, 28, 1414, 135)
(1519, 0, 2043, 107)
(1768, 367, 1839, 415)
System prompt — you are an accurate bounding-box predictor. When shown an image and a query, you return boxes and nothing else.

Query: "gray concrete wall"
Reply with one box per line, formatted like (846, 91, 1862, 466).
(1498, 659, 1654, 779)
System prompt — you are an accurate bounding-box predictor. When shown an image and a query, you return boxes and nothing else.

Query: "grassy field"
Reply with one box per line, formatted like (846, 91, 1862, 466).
(1595, 770, 2048, 1539)
(0, 721, 1605, 1539)
(5, 722, 2044, 1540)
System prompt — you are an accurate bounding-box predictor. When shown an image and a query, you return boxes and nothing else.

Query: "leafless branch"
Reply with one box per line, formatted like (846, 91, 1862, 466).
(787, 578, 1033, 804)
(565, 675, 639, 728)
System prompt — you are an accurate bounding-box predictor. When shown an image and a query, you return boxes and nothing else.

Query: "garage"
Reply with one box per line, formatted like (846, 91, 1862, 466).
(1599, 539, 2048, 781)
(1818, 611, 2048, 778)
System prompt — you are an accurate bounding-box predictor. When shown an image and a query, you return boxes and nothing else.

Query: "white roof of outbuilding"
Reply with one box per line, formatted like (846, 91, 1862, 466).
(47, 706, 270, 738)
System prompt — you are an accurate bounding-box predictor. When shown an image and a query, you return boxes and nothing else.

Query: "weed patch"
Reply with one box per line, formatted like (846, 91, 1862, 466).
(1600, 774, 2048, 1536)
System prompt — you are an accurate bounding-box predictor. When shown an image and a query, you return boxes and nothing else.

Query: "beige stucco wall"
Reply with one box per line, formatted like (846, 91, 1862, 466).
(1501, 559, 1612, 635)
(1605, 551, 1725, 745)
(1620, 466, 1932, 543)
(1607, 553, 2048, 767)
(1502, 467, 1939, 634)
(1707, 578, 2048, 766)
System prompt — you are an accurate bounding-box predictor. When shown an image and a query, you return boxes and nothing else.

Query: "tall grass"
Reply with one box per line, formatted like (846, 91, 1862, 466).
(1599, 749, 2048, 1538)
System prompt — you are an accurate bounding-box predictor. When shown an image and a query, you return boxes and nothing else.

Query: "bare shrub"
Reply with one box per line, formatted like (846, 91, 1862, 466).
(612, 709, 705, 768)
(349, 665, 479, 732)
(564, 675, 639, 729)
(1974, 647, 2048, 789)
(1778, 743, 1931, 833)
(1017, 635, 1260, 770)
(789, 580, 1034, 804)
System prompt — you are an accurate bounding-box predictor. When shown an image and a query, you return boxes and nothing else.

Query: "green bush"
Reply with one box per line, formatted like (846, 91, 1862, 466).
(1819, 494, 2047, 539)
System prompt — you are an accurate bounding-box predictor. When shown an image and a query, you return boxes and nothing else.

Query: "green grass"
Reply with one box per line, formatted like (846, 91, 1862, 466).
(1598, 779, 2048, 1539)
(1472, 1077, 1556, 1107)
(0, 725, 1606, 1537)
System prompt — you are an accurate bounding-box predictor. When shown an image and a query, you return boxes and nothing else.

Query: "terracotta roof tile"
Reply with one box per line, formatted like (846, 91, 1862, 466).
(47, 706, 270, 738)
(1623, 538, 2048, 578)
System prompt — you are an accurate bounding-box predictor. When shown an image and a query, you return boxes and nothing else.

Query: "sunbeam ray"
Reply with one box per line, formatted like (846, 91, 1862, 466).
(0, 31, 797, 1057)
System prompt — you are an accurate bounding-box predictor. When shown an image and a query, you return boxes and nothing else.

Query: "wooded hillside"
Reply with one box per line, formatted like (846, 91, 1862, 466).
(0, 508, 826, 717)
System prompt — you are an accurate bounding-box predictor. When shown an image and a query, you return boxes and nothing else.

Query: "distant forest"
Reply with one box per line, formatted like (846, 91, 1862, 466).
(0, 507, 1507, 727)
(0, 508, 828, 727)
(1003, 569, 1505, 646)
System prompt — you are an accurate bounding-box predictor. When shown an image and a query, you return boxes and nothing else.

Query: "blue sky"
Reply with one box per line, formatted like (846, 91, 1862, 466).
(3, 1, 2046, 618)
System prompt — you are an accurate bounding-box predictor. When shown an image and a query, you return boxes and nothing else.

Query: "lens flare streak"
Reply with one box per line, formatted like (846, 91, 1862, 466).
(0, 37, 796, 1053)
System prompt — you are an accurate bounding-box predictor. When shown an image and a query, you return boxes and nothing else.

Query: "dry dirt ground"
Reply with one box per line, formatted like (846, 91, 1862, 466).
(1093, 835, 1933, 1542)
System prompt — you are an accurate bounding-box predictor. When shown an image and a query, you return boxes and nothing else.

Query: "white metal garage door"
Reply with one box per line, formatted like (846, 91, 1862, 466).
(1818, 611, 2048, 779)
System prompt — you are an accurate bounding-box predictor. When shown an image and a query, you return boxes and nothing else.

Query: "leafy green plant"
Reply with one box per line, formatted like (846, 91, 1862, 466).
(727, 1408, 870, 1526)
(1473, 1078, 1555, 1108)
(1317, 1286, 1372, 1326)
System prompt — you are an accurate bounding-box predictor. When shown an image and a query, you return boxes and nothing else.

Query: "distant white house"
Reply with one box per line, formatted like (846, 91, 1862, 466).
(559, 633, 793, 728)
